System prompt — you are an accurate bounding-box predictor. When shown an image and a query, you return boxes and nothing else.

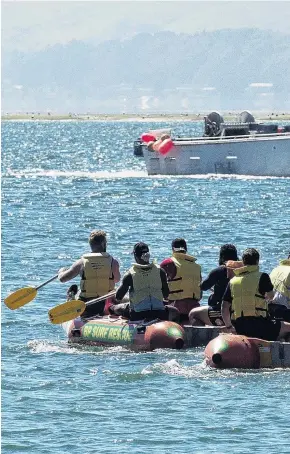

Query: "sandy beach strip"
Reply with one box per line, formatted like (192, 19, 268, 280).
(2, 112, 290, 122)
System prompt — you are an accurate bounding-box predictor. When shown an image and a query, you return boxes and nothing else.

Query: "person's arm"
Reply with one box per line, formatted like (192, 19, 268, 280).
(115, 272, 132, 301)
(221, 301, 234, 330)
(160, 258, 177, 280)
(200, 267, 221, 291)
(58, 259, 83, 283)
(199, 271, 203, 300)
(112, 258, 121, 283)
(221, 283, 235, 330)
(160, 268, 169, 300)
(259, 273, 275, 301)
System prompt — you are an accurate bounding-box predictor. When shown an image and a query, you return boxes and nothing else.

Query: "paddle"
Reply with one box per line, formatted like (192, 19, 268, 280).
(4, 274, 59, 310)
(48, 290, 117, 325)
(48, 299, 86, 325)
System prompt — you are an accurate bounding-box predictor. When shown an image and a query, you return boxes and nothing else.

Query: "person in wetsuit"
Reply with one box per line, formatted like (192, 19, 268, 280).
(189, 244, 238, 326)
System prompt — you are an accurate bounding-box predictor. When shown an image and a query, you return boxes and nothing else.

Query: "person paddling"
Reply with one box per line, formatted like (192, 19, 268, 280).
(110, 242, 179, 321)
(222, 248, 290, 341)
(58, 230, 120, 317)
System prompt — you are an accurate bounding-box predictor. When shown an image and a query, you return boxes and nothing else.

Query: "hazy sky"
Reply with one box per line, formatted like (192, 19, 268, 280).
(2, 1, 290, 52)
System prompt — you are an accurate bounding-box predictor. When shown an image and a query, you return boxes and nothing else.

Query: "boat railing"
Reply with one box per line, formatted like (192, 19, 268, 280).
(173, 131, 290, 143)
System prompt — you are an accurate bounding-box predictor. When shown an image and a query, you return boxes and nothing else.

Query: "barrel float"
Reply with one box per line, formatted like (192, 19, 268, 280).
(204, 334, 260, 369)
(141, 132, 156, 143)
(158, 138, 174, 155)
(63, 316, 185, 351)
(205, 334, 290, 369)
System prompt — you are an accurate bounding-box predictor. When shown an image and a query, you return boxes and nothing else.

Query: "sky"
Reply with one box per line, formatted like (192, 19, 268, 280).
(2, 1, 290, 53)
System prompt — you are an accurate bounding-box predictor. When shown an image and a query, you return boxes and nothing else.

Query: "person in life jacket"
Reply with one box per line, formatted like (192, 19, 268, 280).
(188, 244, 239, 327)
(58, 230, 120, 317)
(160, 238, 202, 323)
(222, 248, 290, 341)
(268, 252, 290, 322)
(110, 242, 179, 322)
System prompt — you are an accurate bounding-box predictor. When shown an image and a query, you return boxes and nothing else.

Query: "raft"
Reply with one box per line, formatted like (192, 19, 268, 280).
(204, 334, 290, 369)
(62, 316, 185, 351)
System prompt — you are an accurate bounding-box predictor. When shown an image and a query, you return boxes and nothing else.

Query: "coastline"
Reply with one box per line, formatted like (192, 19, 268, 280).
(2, 112, 290, 122)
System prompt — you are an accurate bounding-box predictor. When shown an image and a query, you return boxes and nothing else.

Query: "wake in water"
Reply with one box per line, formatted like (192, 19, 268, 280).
(5, 168, 290, 180)
(27, 339, 132, 355)
(141, 357, 286, 378)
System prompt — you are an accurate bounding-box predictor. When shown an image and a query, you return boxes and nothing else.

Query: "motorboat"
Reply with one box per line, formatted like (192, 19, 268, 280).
(142, 111, 290, 176)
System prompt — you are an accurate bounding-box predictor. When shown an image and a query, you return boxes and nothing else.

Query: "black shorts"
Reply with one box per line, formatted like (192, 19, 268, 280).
(110, 302, 167, 322)
(233, 317, 281, 341)
(80, 298, 106, 318)
(208, 306, 224, 326)
(268, 304, 290, 322)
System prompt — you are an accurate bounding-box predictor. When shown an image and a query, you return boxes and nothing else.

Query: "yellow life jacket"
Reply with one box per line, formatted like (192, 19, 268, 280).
(270, 259, 290, 304)
(79, 253, 114, 299)
(168, 252, 201, 301)
(129, 263, 164, 309)
(230, 265, 268, 319)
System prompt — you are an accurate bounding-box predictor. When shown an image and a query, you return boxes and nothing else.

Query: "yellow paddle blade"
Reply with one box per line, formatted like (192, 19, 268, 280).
(4, 287, 38, 310)
(48, 300, 86, 325)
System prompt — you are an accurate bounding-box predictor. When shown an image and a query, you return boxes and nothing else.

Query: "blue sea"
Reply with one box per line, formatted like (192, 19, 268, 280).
(2, 120, 290, 453)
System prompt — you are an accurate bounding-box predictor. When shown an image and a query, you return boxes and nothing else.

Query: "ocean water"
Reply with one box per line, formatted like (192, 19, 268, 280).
(1, 120, 290, 454)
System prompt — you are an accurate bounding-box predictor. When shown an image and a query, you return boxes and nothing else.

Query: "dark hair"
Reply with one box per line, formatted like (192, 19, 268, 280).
(133, 242, 149, 258)
(219, 244, 238, 265)
(89, 230, 107, 249)
(172, 238, 187, 251)
(288, 251, 290, 259)
(242, 248, 260, 265)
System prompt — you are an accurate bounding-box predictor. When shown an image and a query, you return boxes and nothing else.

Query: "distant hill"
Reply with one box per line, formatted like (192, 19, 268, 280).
(2, 29, 290, 112)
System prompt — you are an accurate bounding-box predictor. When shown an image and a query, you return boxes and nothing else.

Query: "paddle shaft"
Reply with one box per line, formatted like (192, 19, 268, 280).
(36, 274, 59, 290)
(85, 290, 116, 307)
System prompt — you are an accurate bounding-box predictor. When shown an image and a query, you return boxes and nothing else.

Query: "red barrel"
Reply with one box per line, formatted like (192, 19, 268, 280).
(204, 334, 260, 369)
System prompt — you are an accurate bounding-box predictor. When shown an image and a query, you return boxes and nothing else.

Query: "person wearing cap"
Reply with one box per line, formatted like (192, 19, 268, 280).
(222, 248, 290, 341)
(189, 244, 239, 326)
(268, 252, 290, 322)
(58, 230, 120, 317)
(160, 238, 202, 322)
(110, 242, 178, 321)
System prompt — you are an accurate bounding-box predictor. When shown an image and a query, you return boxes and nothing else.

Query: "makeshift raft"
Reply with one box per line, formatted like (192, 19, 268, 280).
(205, 334, 290, 369)
(62, 316, 185, 351)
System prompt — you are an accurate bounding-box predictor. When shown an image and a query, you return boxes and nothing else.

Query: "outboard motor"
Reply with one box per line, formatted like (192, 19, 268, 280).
(204, 111, 224, 137)
(133, 138, 143, 156)
(238, 110, 255, 123)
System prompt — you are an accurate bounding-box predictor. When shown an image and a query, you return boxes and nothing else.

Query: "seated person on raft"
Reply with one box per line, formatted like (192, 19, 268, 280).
(58, 230, 120, 317)
(268, 251, 290, 322)
(110, 242, 179, 322)
(222, 248, 290, 341)
(189, 244, 239, 326)
(160, 238, 202, 323)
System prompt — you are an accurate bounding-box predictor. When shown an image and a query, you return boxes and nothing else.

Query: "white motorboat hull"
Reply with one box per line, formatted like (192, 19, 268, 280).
(143, 134, 290, 176)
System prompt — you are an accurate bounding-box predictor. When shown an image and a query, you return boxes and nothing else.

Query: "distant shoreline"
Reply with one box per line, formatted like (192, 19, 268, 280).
(2, 112, 290, 122)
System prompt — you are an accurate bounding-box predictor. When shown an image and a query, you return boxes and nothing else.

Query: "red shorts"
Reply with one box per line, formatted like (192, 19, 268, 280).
(168, 298, 200, 315)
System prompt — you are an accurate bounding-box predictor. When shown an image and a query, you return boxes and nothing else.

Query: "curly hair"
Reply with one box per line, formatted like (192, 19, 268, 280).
(219, 244, 238, 265)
